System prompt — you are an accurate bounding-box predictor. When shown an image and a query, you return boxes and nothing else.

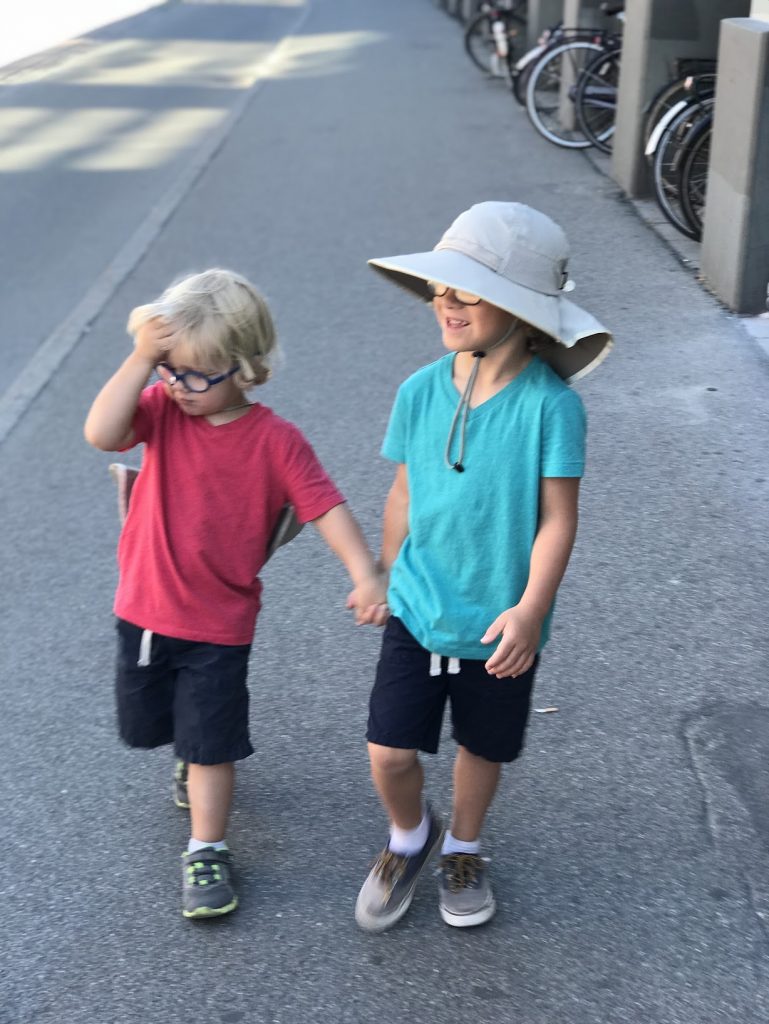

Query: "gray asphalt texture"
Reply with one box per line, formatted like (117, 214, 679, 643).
(2, 2, 769, 1022)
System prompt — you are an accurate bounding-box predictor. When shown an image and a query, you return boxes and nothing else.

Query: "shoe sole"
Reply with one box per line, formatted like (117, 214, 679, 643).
(183, 897, 238, 919)
(172, 789, 191, 810)
(439, 896, 496, 928)
(355, 825, 444, 933)
(355, 881, 419, 933)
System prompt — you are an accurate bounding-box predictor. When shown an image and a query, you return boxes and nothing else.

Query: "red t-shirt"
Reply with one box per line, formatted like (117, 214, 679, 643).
(114, 382, 345, 644)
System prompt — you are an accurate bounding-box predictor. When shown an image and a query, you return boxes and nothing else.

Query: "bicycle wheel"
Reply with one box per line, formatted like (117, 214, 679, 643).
(526, 39, 605, 148)
(652, 99, 713, 239)
(679, 113, 712, 240)
(511, 28, 595, 105)
(464, 10, 527, 76)
(643, 72, 716, 149)
(574, 46, 621, 152)
(511, 39, 549, 103)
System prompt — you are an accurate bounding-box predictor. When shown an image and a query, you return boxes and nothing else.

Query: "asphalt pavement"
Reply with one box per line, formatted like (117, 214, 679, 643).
(1, 2, 768, 1022)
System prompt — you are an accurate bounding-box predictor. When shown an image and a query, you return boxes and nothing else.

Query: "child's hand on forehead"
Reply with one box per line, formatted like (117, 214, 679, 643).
(133, 316, 177, 366)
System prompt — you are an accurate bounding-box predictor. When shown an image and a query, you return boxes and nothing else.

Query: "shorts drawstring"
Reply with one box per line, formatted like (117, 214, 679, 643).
(138, 629, 153, 667)
(429, 653, 462, 676)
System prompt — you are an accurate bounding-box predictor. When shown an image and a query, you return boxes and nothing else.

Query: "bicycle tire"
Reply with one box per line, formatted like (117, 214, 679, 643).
(643, 72, 716, 149)
(574, 46, 621, 152)
(512, 57, 535, 104)
(679, 113, 712, 240)
(464, 10, 527, 76)
(511, 27, 600, 105)
(651, 99, 713, 239)
(526, 39, 605, 148)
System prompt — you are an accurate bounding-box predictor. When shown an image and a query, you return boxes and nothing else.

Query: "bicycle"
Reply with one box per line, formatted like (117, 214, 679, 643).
(678, 110, 712, 239)
(523, 3, 624, 148)
(649, 85, 714, 240)
(511, 23, 601, 106)
(574, 43, 622, 153)
(464, 1, 528, 79)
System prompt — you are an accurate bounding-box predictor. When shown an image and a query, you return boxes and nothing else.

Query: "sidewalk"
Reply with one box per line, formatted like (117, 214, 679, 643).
(582, 148, 769, 364)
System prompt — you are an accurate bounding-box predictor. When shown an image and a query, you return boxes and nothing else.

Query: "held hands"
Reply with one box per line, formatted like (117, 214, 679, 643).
(346, 569, 390, 627)
(481, 605, 542, 679)
(133, 317, 177, 367)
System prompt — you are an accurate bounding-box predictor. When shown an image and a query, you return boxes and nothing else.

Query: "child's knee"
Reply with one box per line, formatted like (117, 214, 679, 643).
(368, 743, 418, 776)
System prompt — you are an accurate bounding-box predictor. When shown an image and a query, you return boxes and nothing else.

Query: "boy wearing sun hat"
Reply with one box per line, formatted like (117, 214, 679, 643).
(354, 201, 612, 932)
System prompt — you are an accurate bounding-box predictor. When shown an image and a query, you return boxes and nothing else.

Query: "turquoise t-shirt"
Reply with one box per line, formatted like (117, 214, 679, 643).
(382, 354, 586, 659)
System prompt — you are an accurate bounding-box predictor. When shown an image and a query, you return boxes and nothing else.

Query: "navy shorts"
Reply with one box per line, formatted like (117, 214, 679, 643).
(366, 617, 537, 764)
(115, 619, 254, 765)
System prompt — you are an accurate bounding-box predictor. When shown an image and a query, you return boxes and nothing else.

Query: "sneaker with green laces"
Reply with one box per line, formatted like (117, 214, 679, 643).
(172, 760, 190, 809)
(181, 847, 238, 919)
(438, 853, 496, 928)
(355, 809, 443, 932)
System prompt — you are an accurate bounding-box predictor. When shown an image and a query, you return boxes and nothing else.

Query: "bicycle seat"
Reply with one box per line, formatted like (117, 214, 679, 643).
(599, 2, 625, 14)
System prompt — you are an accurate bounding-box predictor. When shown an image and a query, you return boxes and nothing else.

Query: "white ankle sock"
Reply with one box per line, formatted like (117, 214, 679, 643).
(441, 831, 480, 856)
(188, 838, 228, 854)
(389, 810, 430, 856)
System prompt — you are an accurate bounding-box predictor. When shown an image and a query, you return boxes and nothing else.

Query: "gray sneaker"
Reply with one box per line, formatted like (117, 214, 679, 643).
(438, 853, 496, 928)
(172, 760, 190, 809)
(181, 847, 238, 919)
(355, 810, 443, 932)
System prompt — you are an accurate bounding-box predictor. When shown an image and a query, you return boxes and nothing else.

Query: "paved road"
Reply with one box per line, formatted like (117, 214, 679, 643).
(0, 0, 304, 411)
(0, 1, 165, 69)
(2, 2, 768, 1022)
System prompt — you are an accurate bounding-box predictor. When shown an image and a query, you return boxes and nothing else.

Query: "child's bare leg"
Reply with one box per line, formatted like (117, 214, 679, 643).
(356, 743, 442, 932)
(450, 745, 502, 842)
(368, 742, 423, 829)
(187, 762, 234, 843)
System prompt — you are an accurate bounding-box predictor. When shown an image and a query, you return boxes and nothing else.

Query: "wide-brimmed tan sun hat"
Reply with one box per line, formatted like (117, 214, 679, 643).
(368, 201, 612, 383)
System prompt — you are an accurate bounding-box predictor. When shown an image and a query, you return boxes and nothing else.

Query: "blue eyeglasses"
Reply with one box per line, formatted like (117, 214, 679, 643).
(156, 362, 239, 394)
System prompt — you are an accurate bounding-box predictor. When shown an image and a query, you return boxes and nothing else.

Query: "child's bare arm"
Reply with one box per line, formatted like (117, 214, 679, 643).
(84, 318, 175, 451)
(482, 477, 580, 678)
(379, 463, 409, 574)
(312, 504, 389, 625)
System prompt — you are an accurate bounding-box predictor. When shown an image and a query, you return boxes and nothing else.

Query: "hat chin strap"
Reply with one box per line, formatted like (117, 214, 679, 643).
(444, 319, 520, 473)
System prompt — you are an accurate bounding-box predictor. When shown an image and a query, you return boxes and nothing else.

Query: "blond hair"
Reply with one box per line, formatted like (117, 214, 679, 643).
(127, 269, 277, 388)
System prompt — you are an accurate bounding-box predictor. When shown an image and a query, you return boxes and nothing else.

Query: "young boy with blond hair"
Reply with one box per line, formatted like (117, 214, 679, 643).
(85, 268, 386, 919)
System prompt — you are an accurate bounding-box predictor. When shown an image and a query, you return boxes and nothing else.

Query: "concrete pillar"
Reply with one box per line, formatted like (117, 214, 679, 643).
(611, 0, 751, 197)
(527, 0, 564, 47)
(700, 19, 769, 312)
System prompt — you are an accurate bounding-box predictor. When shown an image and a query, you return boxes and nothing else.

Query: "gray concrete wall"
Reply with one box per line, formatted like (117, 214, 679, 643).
(701, 18, 769, 312)
(563, 0, 606, 31)
(512, 0, 622, 51)
(611, 0, 751, 197)
(527, 0, 565, 46)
